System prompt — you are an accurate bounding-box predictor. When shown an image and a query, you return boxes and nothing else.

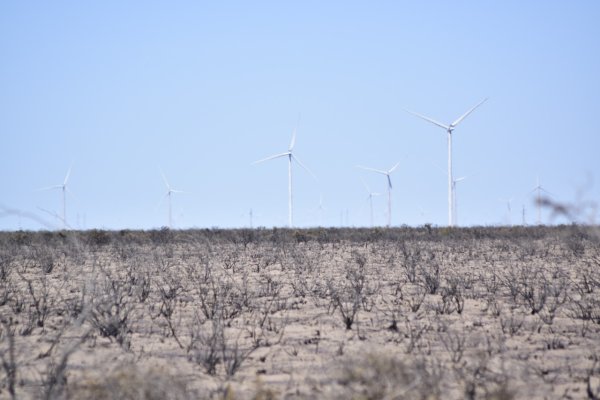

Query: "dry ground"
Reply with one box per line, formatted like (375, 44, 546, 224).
(1, 226, 600, 399)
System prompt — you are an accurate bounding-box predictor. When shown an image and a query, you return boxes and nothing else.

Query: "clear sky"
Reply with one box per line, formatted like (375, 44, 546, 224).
(1, 1, 599, 230)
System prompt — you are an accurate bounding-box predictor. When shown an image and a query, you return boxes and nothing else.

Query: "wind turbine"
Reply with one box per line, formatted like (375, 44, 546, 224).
(357, 162, 400, 227)
(158, 170, 185, 229)
(253, 126, 315, 228)
(531, 177, 552, 225)
(406, 98, 488, 227)
(314, 194, 326, 227)
(361, 178, 381, 227)
(38, 166, 73, 229)
(499, 197, 514, 225)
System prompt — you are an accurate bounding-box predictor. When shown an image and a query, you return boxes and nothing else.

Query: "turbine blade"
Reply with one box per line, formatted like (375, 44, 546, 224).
(292, 155, 317, 180)
(454, 176, 467, 182)
(388, 162, 401, 174)
(160, 168, 171, 190)
(36, 185, 62, 192)
(65, 187, 80, 204)
(252, 152, 290, 165)
(387, 175, 393, 189)
(155, 192, 169, 212)
(451, 98, 488, 127)
(530, 185, 541, 193)
(360, 177, 371, 194)
(289, 126, 297, 151)
(404, 109, 449, 130)
(356, 165, 387, 175)
(63, 165, 72, 185)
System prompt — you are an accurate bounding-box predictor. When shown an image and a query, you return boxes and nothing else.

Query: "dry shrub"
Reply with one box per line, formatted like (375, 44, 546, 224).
(336, 351, 441, 400)
(68, 364, 190, 400)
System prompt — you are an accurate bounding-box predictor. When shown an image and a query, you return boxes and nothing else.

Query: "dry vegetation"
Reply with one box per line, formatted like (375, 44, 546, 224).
(1, 225, 600, 399)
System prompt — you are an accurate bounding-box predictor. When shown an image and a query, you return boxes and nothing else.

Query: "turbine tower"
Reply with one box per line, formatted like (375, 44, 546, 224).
(452, 176, 467, 226)
(253, 125, 315, 228)
(315, 194, 325, 227)
(406, 98, 487, 227)
(159, 170, 185, 229)
(361, 178, 381, 227)
(357, 162, 400, 227)
(38, 166, 73, 229)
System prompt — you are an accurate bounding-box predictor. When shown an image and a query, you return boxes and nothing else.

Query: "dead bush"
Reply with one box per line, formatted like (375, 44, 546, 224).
(89, 273, 135, 349)
(327, 252, 377, 330)
(188, 315, 257, 377)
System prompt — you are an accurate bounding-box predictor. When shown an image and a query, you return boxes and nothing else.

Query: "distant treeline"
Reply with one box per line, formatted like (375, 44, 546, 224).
(0, 224, 597, 248)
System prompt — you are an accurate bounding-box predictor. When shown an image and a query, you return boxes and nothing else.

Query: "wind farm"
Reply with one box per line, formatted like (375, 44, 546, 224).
(4, 107, 586, 231)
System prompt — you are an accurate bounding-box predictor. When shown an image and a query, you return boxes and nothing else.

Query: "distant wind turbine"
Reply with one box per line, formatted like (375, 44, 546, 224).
(405, 98, 488, 227)
(38, 166, 73, 229)
(158, 169, 185, 229)
(499, 197, 514, 225)
(531, 177, 552, 225)
(252, 125, 315, 228)
(314, 194, 326, 227)
(361, 178, 381, 227)
(357, 162, 400, 227)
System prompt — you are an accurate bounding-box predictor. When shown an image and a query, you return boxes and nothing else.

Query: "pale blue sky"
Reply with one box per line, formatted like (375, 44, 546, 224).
(1, 1, 599, 230)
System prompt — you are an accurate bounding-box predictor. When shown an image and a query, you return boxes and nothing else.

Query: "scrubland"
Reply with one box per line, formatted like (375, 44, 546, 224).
(1, 225, 599, 399)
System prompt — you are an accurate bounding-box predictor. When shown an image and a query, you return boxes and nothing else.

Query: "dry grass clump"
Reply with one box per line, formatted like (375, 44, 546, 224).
(67, 364, 190, 400)
(335, 351, 441, 400)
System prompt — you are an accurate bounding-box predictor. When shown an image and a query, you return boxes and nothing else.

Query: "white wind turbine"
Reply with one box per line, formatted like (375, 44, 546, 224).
(158, 170, 185, 229)
(406, 98, 488, 227)
(357, 162, 400, 227)
(361, 178, 382, 227)
(314, 194, 326, 227)
(531, 177, 552, 225)
(499, 197, 514, 226)
(38, 166, 73, 229)
(253, 126, 315, 228)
